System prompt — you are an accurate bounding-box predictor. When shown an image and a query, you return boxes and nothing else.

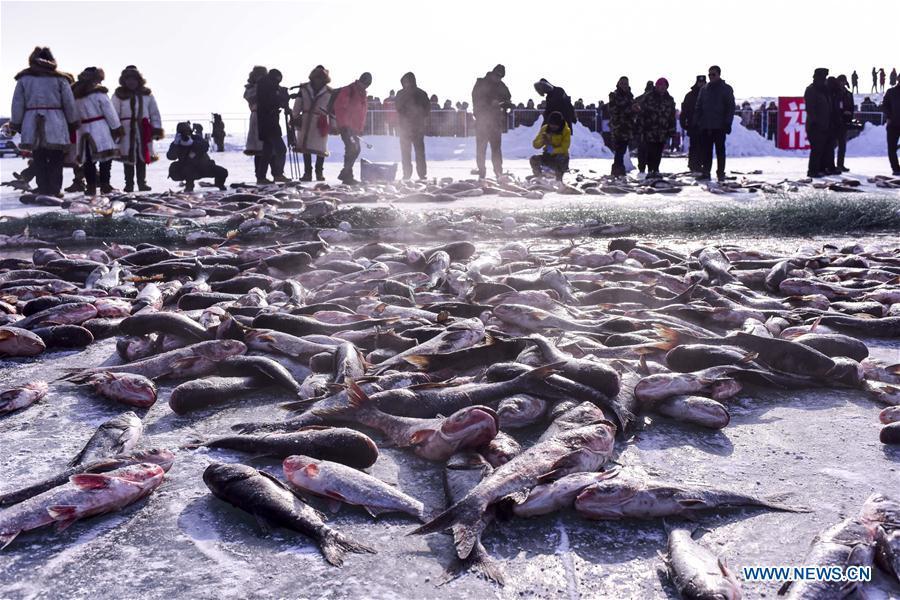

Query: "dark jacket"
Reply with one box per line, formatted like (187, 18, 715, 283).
(804, 81, 832, 133)
(608, 88, 636, 141)
(167, 134, 215, 180)
(640, 90, 677, 143)
(833, 87, 854, 129)
(884, 86, 900, 127)
(472, 74, 511, 127)
(395, 73, 431, 134)
(256, 75, 289, 138)
(541, 84, 576, 132)
(693, 79, 736, 132)
(680, 87, 701, 131)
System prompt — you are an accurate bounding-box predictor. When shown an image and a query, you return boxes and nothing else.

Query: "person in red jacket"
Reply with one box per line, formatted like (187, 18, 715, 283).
(332, 72, 371, 184)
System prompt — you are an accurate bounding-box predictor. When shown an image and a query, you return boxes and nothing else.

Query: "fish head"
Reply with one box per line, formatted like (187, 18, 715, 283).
(438, 405, 499, 448)
(498, 394, 546, 427)
(202, 462, 257, 494)
(574, 476, 640, 512)
(826, 357, 865, 388)
(101, 373, 158, 407)
(282, 455, 321, 484)
(860, 493, 900, 525)
(480, 432, 522, 467)
(130, 448, 176, 472)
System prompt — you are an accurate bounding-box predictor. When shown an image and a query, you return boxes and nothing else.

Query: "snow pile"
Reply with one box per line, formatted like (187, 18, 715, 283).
(725, 116, 794, 157)
(846, 122, 887, 157)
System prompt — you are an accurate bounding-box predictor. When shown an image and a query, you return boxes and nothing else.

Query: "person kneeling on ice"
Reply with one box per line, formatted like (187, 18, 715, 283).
(529, 111, 570, 180)
(166, 121, 228, 192)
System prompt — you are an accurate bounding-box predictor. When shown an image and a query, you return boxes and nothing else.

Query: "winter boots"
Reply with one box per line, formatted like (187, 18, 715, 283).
(124, 163, 151, 192)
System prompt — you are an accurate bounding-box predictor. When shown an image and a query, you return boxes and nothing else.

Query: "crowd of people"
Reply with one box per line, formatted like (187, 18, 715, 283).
(7, 46, 900, 197)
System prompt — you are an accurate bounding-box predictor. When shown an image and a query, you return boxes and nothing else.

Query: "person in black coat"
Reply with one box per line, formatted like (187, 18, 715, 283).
(255, 69, 290, 183)
(635, 80, 654, 174)
(211, 113, 225, 152)
(395, 71, 431, 180)
(471, 64, 513, 179)
(692, 65, 736, 181)
(680, 75, 706, 173)
(534, 78, 576, 134)
(884, 81, 900, 175)
(804, 68, 832, 178)
(833, 75, 854, 172)
(167, 121, 228, 191)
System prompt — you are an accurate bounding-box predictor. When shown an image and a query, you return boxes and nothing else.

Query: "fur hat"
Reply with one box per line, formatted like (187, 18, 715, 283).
(546, 111, 564, 128)
(77, 66, 105, 84)
(309, 65, 331, 85)
(29, 47, 57, 70)
(119, 65, 146, 88)
(247, 65, 268, 85)
(15, 46, 73, 81)
(359, 72, 372, 87)
(814, 67, 829, 79)
(492, 64, 506, 78)
(655, 77, 669, 89)
(72, 67, 108, 98)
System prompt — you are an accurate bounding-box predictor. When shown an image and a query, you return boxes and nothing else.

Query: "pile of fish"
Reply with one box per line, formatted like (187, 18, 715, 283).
(1, 232, 899, 594)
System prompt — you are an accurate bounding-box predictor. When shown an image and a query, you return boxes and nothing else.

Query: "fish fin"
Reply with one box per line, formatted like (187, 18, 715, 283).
(888, 364, 900, 374)
(536, 450, 586, 484)
(503, 489, 530, 505)
(253, 513, 274, 535)
(312, 379, 369, 420)
(402, 355, 431, 370)
(520, 362, 565, 381)
(278, 398, 317, 411)
(739, 352, 759, 364)
(777, 581, 793, 595)
(672, 495, 709, 509)
(257, 470, 293, 494)
(410, 497, 487, 558)
(319, 529, 376, 567)
(408, 429, 436, 446)
(70, 474, 112, 490)
(761, 492, 812, 513)
(180, 436, 206, 450)
(437, 541, 505, 587)
(47, 505, 78, 522)
(170, 356, 203, 371)
(0, 531, 20, 550)
(304, 464, 321, 477)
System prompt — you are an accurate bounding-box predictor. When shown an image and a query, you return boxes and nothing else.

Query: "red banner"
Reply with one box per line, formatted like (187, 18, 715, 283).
(776, 96, 809, 150)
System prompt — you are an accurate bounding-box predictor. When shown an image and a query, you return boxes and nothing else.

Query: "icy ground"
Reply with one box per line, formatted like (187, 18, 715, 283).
(0, 235, 899, 600)
(1, 154, 898, 221)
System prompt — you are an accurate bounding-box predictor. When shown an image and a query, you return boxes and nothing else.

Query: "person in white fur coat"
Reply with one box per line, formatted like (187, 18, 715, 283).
(111, 65, 163, 192)
(72, 67, 123, 195)
(9, 46, 79, 196)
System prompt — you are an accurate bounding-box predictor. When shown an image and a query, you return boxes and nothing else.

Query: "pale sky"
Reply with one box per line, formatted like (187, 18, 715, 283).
(2, 0, 898, 121)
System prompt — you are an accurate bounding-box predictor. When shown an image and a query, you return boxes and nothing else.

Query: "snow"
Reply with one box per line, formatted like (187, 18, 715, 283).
(847, 122, 889, 157)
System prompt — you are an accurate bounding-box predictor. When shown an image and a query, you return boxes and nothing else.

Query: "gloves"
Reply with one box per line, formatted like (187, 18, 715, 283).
(152, 128, 165, 140)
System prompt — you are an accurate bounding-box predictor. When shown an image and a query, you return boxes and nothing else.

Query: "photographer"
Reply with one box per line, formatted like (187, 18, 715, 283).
(166, 121, 228, 191)
(529, 111, 570, 180)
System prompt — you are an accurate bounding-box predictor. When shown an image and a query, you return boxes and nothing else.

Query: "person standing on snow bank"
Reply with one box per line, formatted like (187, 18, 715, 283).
(167, 121, 228, 192)
(883, 79, 900, 175)
(472, 64, 513, 179)
(804, 67, 832, 178)
(640, 78, 676, 179)
(72, 67, 123, 196)
(9, 47, 79, 197)
(851, 70, 859, 94)
(395, 72, 430, 181)
(871, 67, 878, 94)
(112, 65, 163, 192)
(533, 78, 576, 135)
(331, 72, 371, 185)
(607, 76, 637, 177)
(529, 111, 570, 180)
(211, 114, 225, 152)
(692, 65, 735, 182)
(291, 65, 332, 182)
(255, 68, 290, 184)
(680, 75, 706, 173)
(243, 66, 267, 160)
(879, 68, 886, 94)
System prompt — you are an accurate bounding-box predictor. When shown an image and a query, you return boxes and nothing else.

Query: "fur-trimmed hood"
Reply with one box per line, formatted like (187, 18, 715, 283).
(73, 84, 110, 99)
(115, 65, 151, 98)
(14, 46, 74, 82)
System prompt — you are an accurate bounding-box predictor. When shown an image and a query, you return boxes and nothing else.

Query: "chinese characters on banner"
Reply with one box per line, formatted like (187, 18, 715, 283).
(777, 97, 809, 150)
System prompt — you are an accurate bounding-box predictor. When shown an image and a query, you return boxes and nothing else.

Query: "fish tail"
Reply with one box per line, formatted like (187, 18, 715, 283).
(517, 362, 564, 383)
(437, 542, 505, 587)
(401, 355, 432, 370)
(410, 497, 486, 560)
(278, 398, 317, 412)
(319, 528, 376, 567)
(650, 326, 681, 352)
(311, 379, 371, 420)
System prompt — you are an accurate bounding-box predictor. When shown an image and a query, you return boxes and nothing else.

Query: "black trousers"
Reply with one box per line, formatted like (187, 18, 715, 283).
(83, 159, 111, 191)
(823, 131, 837, 173)
(686, 130, 702, 171)
(530, 153, 569, 179)
(698, 129, 727, 178)
(399, 128, 426, 179)
(340, 129, 360, 177)
(645, 141, 665, 173)
(475, 123, 502, 178)
(888, 126, 900, 173)
(124, 162, 147, 186)
(637, 140, 648, 172)
(806, 128, 828, 176)
(835, 127, 848, 169)
(303, 153, 325, 176)
(257, 131, 286, 179)
(33, 148, 65, 195)
(611, 137, 628, 176)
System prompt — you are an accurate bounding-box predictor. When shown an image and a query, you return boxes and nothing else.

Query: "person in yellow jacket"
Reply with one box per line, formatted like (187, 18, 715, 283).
(529, 111, 570, 180)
